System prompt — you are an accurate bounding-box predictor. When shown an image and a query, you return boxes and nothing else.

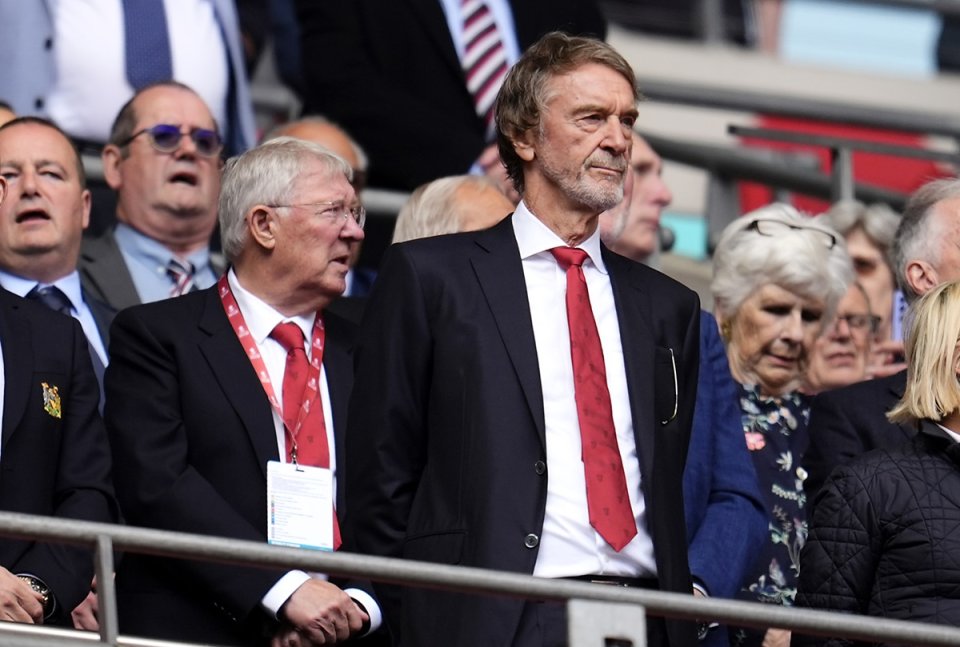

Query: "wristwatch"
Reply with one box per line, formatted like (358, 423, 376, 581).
(17, 575, 54, 618)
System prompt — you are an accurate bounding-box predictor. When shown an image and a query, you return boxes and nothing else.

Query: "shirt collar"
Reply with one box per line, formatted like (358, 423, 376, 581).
(512, 201, 607, 274)
(226, 268, 315, 347)
(0, 269, 85, 311)
(115, 222, 212, 271)
(936, 422, 960, 445)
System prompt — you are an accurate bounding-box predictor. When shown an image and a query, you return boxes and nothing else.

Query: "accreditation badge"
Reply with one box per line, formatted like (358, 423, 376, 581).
(266, 460, 334, 551)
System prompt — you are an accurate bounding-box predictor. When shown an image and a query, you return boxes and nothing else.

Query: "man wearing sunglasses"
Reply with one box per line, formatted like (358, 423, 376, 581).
(79, 82, 224, 313)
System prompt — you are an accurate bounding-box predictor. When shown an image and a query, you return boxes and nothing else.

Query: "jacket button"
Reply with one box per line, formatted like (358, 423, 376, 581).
(524, 533, 539, 549)
(534, 460, 546, 475)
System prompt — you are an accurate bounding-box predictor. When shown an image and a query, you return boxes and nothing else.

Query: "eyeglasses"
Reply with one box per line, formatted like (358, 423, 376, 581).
(119, 124, 223, 157)
(747, 218, 837, 249)
(269, 201, 366, 230)
(832, 313, 881, 335)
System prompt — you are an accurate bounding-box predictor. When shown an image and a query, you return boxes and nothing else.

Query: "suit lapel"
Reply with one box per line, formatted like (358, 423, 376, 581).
(0, 292, 33, 450)
(83, 290, 116, 350)
(196, 289, 278, 479)
(470, 218, 546, 445)
(79, 232, 142, 312)
(604, 249, 657, 481)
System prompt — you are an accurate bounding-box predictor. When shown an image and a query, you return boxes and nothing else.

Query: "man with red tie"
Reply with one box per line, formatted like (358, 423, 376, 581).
(104, 137, 381, 645)
(347, 32, 700, 647)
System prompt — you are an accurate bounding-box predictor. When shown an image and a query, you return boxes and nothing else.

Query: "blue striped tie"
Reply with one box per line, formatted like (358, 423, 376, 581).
(122, 0, 173, 90)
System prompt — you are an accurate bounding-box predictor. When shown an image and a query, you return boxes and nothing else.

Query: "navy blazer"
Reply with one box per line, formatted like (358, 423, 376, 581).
(0, 288, 118, 623)
(346, 216, 700, 647)
(683, 311, 766, 647)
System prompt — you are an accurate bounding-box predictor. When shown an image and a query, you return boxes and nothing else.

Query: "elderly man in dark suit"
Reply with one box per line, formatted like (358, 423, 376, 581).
(104, 138, 380, 645)
(805, 178, 960, 499)
(347, 33, 699, 647)
(0, 167, 118, 627)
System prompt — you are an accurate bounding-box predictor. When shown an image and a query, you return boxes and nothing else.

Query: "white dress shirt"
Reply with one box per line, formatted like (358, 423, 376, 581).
(512, 203, 657, 578)
(46, 0, 229, 143)
(227, 270, 381, 631)
(0, 270, 108, 367)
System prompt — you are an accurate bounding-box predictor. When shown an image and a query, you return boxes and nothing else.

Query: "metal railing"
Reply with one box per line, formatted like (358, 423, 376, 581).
(3, 512, 960, 647)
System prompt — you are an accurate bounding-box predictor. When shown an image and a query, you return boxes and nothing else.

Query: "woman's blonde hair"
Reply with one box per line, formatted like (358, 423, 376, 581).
(888, 280, 960, 424)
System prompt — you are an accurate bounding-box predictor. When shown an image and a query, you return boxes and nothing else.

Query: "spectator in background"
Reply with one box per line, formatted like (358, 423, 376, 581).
(600, 139, 765, 647)
(711, 204, 852, 647)
(296, 0, 606, 194)
(803, 178, 960, 500)
(0, 175, 119, 630)
(78, 83, 224, 313)
(0, 0, 254, 155)
(798, 279, 960, 642)
(0, 101, 15, 127)
(802, 282, 877, 396)
(392, 175, 512, 244)
(263, 116, 375, 297)
(599, 132, 673, 267)
(0, 118, 111, 403)
(818, 200, 902, 376)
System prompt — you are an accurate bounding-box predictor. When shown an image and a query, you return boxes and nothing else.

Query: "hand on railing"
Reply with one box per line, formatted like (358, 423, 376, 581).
(276, 579, 369, 645)
(0, 566, 43, 624)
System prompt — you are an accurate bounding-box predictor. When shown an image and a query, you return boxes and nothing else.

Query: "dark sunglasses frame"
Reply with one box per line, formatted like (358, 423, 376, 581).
(118, 124, 223, 157)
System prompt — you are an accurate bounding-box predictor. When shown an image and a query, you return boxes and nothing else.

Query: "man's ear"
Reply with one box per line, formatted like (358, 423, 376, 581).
(102, 145, 124, 190)
(905, 260, 939, 298)
(80, 189, 92, 230)
(247, 206, 278, 251)
(512, 130, 536, 163)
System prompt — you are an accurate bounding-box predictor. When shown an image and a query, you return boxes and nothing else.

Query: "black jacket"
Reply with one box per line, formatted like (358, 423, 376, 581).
(797, 420, 960, 645)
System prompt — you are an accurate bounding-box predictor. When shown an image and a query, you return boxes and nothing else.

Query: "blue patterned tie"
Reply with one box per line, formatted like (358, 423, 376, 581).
(122, 0, 173, 90)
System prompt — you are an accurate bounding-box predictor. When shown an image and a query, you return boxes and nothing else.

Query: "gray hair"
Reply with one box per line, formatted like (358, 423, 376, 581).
(262, 115, 369, 171)
(218, 137, 352, 263)
(819, 200, 899, 251)
(392, 175, 500, 244)
(711, 203, 853, 321)
(892, 178, 960, 303)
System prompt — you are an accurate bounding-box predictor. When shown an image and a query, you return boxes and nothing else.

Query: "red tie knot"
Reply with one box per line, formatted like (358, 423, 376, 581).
(270, 322, 305, 353)
(551, 246, 589, 270)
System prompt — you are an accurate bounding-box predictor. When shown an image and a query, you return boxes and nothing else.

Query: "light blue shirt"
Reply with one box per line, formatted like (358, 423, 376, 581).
(0, 269, 109, 366)
(114, 223, 218, 303)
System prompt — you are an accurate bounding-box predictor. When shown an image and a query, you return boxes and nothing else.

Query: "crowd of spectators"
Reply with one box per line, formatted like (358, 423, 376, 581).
(0, 3, 958, 647)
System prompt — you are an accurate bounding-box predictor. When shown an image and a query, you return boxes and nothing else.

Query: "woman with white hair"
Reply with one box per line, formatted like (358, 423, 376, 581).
(798, 279, 960, 641)
(711, 204, 853, 647)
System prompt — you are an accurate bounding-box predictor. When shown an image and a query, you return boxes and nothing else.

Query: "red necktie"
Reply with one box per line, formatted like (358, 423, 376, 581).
(550, 247, 637, 552)
(270, 322, 342, 549)
(461, 0, 508, 141)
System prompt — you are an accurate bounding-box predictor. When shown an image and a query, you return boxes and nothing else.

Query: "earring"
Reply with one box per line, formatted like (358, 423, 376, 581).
(720, 321, 732, 342)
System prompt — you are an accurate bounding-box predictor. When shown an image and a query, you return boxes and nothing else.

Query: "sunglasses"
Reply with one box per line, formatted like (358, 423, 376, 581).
(747, 218, 837, 249)
(119, 124, 223, 157)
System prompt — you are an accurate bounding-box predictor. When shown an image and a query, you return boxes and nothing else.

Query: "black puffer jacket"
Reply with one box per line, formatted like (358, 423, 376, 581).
(797, 420, 960, 644)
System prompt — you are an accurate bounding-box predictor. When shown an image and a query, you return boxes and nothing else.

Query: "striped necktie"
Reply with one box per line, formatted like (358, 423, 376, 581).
(167, 258, 196, 297)
(461, 0, 508, 141)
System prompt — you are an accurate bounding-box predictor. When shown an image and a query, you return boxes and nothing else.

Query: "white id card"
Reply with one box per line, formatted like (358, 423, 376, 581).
(267, 460, 334, 551)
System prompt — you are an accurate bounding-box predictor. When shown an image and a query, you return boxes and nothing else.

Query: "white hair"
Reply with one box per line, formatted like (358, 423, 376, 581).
(711, 203, 853, 322)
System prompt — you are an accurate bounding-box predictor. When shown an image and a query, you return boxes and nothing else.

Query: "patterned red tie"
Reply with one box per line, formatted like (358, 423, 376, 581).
(270, 322, 342, 550)
(551, 247, 637, 552)
(460, 0, 508, 141)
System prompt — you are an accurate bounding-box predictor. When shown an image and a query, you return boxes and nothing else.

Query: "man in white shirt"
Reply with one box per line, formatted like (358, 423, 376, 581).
(104, 137, 381, 645)
(347, 32, 700, 647)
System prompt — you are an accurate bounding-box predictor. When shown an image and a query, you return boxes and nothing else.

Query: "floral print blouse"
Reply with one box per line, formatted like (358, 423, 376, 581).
(731, 384, 811, 647)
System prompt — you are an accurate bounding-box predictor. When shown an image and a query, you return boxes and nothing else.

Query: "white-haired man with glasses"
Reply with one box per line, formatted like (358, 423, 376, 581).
(79, 82, 225, 312)
(103, 137, 379, 646)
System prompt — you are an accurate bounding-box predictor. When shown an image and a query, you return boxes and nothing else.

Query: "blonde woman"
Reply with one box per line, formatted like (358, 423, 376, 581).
(798, 279, 960, 638)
